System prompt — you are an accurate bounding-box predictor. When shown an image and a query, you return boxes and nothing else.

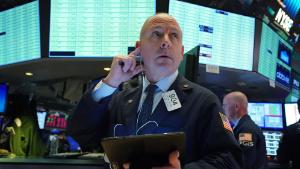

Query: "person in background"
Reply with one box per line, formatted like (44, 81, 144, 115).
(223, 91, 267, 169)
(68, 13, 243, 169)
(277, 98, 300, 169)
(4, 94, 46, 157)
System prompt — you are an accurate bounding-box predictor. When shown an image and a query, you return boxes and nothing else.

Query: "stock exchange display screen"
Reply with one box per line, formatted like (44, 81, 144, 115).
(248, 102, 283, 129)
(263, 130, 282, 156)
(169, 0, 255, 71)
(258, 22, 292, 82)
(49, 0, 155, 57)
(0, 0, 40, 66)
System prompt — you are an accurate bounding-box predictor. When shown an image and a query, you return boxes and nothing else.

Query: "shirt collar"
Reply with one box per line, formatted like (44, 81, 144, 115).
(232, 117, 242, 129)
(142, 70, 178, 92)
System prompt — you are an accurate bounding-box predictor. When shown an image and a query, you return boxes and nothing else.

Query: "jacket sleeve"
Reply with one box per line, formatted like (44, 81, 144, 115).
(184, 94, 243, 169)
(67, 90, 113, 151)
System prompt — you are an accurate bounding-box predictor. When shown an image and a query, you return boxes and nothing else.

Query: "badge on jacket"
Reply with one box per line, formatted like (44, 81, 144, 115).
(239, 133, 254, 147)
(162, 90, 182, 111)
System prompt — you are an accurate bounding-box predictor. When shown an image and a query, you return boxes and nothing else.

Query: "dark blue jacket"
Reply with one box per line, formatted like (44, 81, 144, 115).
(68, 75, 243, 169)
(233, 114, 267, 169)
(277, 120, 300, 169)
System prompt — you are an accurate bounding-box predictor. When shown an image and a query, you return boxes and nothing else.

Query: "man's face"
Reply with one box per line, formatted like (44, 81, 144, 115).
(223, 97, 236, 122)
(139, 15, 184, 81)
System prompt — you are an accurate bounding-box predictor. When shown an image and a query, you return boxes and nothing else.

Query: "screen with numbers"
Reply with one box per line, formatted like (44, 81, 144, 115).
(258, 22, 292, 82)
(248, 102, 283, 129)
(169, 0, 255, 71)
(49, 0, 155, 57)
(0, 0, 40, 66)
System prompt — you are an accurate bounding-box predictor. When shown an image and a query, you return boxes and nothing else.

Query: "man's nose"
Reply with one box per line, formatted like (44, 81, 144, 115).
(160, 34, 171, 49)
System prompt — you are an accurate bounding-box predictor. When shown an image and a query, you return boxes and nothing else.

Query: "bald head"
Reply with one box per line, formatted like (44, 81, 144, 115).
(140, 13, 182, 40)
(223, 91, 249, 122)
(224, 91, 248, 110)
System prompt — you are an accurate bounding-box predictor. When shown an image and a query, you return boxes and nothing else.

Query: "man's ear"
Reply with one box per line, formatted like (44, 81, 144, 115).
(136, 41, 141, 48)
(181, 45, 184, 61)
(234, 103, 239, 110)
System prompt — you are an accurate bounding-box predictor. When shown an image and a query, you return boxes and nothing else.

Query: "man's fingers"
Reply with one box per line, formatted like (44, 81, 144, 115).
(169, 151, 180, 168)
(128, 47, 141, 58)
(131, 65, 143, 76)
(128, 47, 140, 71)
(121, 58, 132, 72)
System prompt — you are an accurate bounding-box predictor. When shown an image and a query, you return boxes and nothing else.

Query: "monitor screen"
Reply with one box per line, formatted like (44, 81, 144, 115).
(169, 0, 255, 71)
(263, 130, 282, 156)
(258, 22, 292, 81)
(0, 83, 8, 113)
(0, 0, 40, 66)
(277, 41, 292, 66)
(49, 0, 155, 57)
(284, 103, 300, 126)
(248, 102, 283, 129)
(275, 63, 291, 88)
(44, 110, 68, 130)
(36, 111, 47, 129)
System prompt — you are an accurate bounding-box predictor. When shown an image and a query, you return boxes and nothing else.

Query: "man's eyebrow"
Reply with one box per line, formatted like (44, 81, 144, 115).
(149, 26, 163, 30)
(150, 26, 180, 32)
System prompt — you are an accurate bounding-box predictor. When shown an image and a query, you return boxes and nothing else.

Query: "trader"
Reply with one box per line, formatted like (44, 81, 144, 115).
(223, 91, 267, 169)
(68, 13, 243, 169)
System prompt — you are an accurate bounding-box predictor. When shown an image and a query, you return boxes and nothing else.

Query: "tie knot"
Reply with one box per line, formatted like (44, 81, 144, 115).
(145, 84, 158, 94)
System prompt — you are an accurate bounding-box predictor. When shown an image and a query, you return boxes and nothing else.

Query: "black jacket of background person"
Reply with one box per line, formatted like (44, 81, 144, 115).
(277, 120, 300, 169)
(232, 114, 268, 169)
(68, 75, 243, 169)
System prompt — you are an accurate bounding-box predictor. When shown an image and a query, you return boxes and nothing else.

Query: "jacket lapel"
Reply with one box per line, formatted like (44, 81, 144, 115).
(121, 86, 143, 135)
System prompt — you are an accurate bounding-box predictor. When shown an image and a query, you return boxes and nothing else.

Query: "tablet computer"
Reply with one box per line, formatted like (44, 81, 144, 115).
(101, 132, 185, 168)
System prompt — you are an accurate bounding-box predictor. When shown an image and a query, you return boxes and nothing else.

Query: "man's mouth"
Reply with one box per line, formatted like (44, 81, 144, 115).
(157, 55, 170, 58)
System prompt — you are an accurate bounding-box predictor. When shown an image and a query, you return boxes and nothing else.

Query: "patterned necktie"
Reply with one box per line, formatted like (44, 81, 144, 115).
(137, 84, 158, 129)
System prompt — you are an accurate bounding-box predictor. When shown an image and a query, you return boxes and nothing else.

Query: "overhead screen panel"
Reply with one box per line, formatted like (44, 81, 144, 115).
(258, 22, 292, 82)
(49, 0, 155, 57)
(0, 0, 40, 66)
(169, 0, 255, 71)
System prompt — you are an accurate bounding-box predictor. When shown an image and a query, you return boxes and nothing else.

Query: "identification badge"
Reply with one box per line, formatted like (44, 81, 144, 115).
(162, 90, 182, 111)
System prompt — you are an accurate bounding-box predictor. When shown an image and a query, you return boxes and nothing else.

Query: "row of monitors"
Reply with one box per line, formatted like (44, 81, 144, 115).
(248, 102, 299, 130)
(0, 83, 68, 131)
(0, 82, 298, 129)
(0, 1, 294, 83)
(35, 102, 298, 131)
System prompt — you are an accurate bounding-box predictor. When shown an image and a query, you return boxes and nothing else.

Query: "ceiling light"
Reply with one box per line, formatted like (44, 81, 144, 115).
(25, 72, 33, 76)
(104, 67, 111, 71)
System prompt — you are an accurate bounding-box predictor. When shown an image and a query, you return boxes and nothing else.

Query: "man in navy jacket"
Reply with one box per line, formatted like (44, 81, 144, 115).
(223, 91, 267, 169)
(68, 13, 243, 169)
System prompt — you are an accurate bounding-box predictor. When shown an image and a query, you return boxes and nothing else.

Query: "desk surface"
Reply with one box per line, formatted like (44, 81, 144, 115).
(0, 157, 105, 165)
(0, 157, 108, 169)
